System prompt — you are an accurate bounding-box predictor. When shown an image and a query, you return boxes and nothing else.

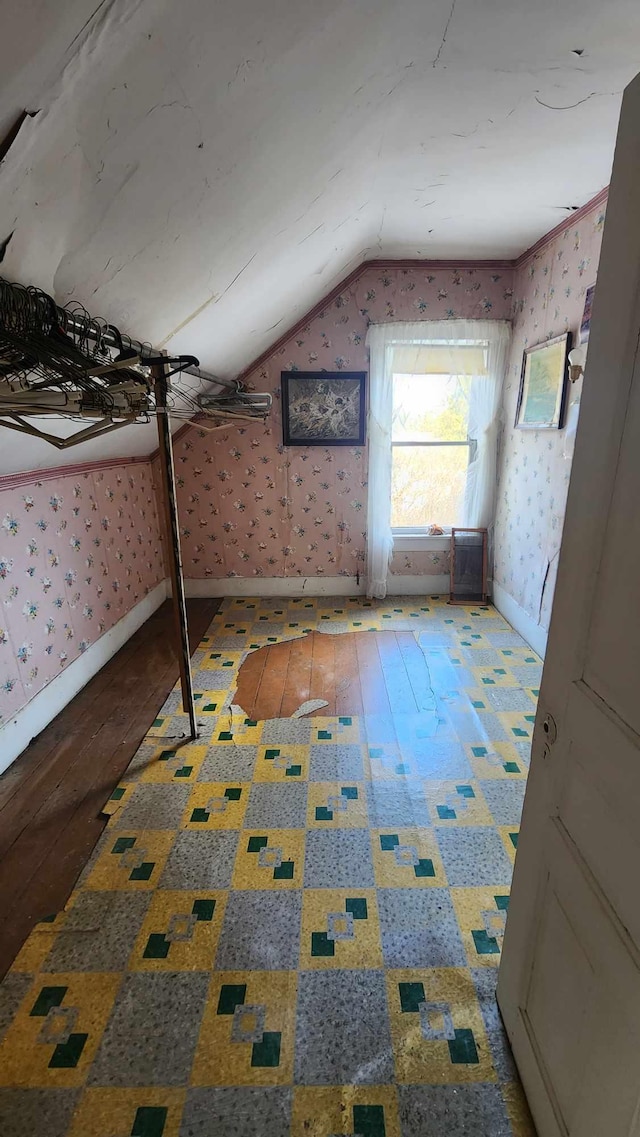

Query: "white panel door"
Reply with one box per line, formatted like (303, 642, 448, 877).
(497, 72, 640, 1137)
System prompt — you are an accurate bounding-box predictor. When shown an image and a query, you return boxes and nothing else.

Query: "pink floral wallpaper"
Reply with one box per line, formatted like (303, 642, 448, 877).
(0, 460, 165, 725)
(174, 263, 514, 581)
(493, 197, 607, 629)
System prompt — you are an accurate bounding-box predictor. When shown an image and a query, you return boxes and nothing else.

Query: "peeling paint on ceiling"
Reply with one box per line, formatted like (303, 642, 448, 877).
(1, 0, 639, 474)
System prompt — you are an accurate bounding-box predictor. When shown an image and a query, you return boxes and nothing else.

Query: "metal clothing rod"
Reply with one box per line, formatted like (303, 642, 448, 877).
(58, 309, 237, 392)
(152, 358, 198, 740)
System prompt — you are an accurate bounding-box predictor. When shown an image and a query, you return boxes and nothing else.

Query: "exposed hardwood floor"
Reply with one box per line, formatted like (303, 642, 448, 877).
(234, 629, 433, 720)
(0, 597, 220, 979)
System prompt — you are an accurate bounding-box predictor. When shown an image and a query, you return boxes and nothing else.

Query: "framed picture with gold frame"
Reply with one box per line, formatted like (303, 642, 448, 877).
(515, 332, 572, 430)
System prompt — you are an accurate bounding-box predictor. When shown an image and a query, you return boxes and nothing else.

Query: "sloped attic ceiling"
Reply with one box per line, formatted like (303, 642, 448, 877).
(1, 0, 639, 476)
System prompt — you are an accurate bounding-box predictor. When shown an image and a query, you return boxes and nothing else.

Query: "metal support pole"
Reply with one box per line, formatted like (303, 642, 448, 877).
(152, 359, 198, 739)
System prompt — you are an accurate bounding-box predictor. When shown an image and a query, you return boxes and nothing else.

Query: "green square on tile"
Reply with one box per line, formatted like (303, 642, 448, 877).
(317, 731, 332, 740)
(224, 787, 242, 801)
(482, 678, 495, 685)
(353, 621, 362, 627)
(129, 862, 154, 881)
(190, 808, 210, 823)
(512, 728, 528, 737)
(49, 1032, 88, 1069)
(525, 714, 536, 722)
(192, 899, 216, 921)
(285, 765, 302, 777)
(532, 689, 540, 698)
(345, 898, 368, 920)
(251, 1031, 281, 1067)
(245, 719, 258, 727)
(202, 703, 218, 712)
(158, 750, 176, 762)
(448, 1028, 479, 1064)
(353, 1105, 386, 1137)
(395, 763, 407, 776)
(222, 661, 234, 667)
(174, 766, 193, 778)
(341, 786, 358, 799)
(502, 650, 513, 656)
(112, 836, 136, 854)
(218, 731, 233, 741)
(494, 895, 510, 910)
(509, 832, 519, 848)
(132, 1105, 168, 1137)
(217, 984, 246, 1015)
(315, 807, 334, 821)
(414, 858, 435, 878)
(339, 717, 352, 725)
(152, 718, 164, 728)
(264, 749, 281, 760)
(525, 656, 536, 663)
(380, 834, 399, 850)
(471, 929, 500, 955)
(494, 668, 506, 675)
(399, 981, 425, 1013)
(110, 786, 126, 801)
(143, 933, 170, 960)
(30, 986, 66, 1017)
(273, 860, 294, 880)
(472, 701, 485, 710)
(369, 748, 384, 759)
(247, 836, 269, 852)
(471, 746, 487, 757)
(437, 805, 456, 820)
(210, 653, 222, 659)
(456, 785, 475, 798)
(503, 761, 520, 774)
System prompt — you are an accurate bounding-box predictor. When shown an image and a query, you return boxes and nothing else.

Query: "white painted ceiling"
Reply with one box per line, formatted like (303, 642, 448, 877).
(1, 0, 639, 475)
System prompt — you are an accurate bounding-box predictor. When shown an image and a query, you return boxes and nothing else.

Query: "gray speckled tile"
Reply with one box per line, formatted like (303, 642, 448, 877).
(89, 971, 208, 1086)
(479, 780, 527, 826)
(471, 967, 517, 1081)
(398, 1083, 512, 1136)
(43, 891, 150, 972)
(366, 780, 430, 828)
(377, 887, 466, 967)
(309, 743, 365, 781)
(402, 738, 473, 780)
(436, 827, 513, 887)
(0, 1090, 80, 1137)
(181, 1087, 292, 1137)
(198, 744, 257, 781)
(483, 687, 535, 712)
(0, 974, 33, 1044)
(485, 631, 528, 649)
(460, 649, 506, 668)
(159, 830, 238, 889)
(295, 969, 393, 1084)
(304, 829, 375, 888)
(261, 718, 313, 745)
(215, 890, 301, 970)
(510, 663, 543, 685)
(244, 782, 308, 828)
(113, 783, 191, 830)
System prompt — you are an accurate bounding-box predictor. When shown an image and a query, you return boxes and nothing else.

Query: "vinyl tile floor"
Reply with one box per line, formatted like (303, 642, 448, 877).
(0, 597, 539, 1136)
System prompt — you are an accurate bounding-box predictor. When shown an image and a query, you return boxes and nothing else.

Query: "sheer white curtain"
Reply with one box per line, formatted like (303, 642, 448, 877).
(365, 319, 510, 599)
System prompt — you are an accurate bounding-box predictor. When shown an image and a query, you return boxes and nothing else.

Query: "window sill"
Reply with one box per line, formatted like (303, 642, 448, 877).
(392, 531, 451, 551)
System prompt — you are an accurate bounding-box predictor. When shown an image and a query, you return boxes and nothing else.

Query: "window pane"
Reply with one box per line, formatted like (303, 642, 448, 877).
(391, 444, 469, 528)
(392, 373, 470, 442)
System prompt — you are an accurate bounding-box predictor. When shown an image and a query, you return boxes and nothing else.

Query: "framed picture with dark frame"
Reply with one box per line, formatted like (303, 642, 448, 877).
(281, 371, 366, 446)
(515, 332, 572, 430)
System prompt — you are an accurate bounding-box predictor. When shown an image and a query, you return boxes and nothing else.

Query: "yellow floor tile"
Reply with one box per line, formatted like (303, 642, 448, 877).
(82, 830, 176, 891)
(386, 967, 496, 1084)
(232, 830, 305, 889)
(424, 779, 494, 826)
(129, 890, 227, 971)
(183, 782, 249, 829)
(370, 828, 448, 888)
(300, 889, 382, 969)
(450, 887, 510, 967)
(0, 972, 121, 1088)
(66, 1088, 185, 1137)
(307, 783, 368, 827)
(192, 971, 297, 1086)
(291, 1085, 401, 1137)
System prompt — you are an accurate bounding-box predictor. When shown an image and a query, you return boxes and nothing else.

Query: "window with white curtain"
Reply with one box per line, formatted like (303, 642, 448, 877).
(391, 342, 488, 530)
(364, 320, 510, 599)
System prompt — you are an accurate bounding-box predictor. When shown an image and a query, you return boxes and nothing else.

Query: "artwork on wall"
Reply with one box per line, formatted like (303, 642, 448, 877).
(580, 283, 596, 343)
(281, 371, 366, 446)
(515, 332, 571, 430)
